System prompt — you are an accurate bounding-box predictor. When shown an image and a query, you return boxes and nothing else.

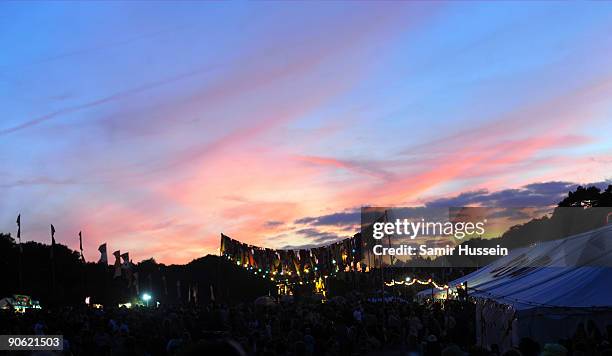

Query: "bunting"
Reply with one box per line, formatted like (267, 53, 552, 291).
(219, 232, 365, 280)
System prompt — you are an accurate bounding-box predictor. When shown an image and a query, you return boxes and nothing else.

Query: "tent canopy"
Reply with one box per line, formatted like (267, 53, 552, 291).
(425, 224, 612, 310)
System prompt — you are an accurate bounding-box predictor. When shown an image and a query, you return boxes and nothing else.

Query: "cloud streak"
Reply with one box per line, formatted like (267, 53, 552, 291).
(1, 3, 611, 263)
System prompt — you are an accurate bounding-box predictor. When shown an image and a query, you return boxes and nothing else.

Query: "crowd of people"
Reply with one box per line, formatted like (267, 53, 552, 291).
(1, 294, 611, 356)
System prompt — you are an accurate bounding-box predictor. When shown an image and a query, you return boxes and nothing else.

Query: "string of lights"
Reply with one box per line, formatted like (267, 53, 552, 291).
(224, 254, 340, 282)
(384, 277, 449, 290)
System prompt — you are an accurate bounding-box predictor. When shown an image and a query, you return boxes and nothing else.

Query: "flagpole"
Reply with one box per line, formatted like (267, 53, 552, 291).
(50, 225, 56, 301)
(385, 210, 394, 267)
(17, 214, 23, 292)
(218, 234, 222, 304)
(380, 210, 387, 335)
(79, 231, 86, 302)
(18, 246, 23, 291)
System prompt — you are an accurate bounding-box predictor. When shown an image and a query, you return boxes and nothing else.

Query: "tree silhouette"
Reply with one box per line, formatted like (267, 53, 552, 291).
(558, 185, 612, 207)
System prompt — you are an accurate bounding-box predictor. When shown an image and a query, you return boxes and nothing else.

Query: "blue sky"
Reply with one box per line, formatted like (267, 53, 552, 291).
(1, 2, 611, 263)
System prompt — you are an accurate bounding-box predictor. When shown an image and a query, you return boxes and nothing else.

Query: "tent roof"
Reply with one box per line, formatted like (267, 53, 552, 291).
(426, 224, 612, 310)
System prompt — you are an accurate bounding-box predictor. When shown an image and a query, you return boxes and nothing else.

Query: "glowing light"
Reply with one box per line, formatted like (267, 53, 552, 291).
(384, 278, 448, 290)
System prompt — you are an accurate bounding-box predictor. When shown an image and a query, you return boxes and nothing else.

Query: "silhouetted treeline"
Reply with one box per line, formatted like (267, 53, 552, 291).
(0, 236, 274, 307)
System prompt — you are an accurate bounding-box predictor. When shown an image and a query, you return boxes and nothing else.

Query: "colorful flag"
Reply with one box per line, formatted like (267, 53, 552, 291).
(123, 257, 134, 290)
(50, 224, 56, 259)
(113, 250, 122, 278)
(98, 243, 108, 264)
(16, 214, 21, 240)
(120, 252, 130, 268)
(79, 231, 85, 262)
(16, 214, 22, 253)
(220, 234, 227, 255)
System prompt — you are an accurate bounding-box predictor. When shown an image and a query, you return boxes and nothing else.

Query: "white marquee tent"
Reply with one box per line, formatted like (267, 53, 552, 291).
(421, 224, 612, 349)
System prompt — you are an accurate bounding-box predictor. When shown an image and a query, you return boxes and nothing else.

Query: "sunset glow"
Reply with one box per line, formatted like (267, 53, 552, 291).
(1, 2, 611, 263)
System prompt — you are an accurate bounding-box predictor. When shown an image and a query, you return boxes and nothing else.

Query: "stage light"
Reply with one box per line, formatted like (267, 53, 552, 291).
(142, 293, 152, 307)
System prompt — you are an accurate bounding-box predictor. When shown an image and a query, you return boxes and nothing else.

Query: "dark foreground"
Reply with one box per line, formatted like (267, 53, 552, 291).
(1, 296, 611, 356)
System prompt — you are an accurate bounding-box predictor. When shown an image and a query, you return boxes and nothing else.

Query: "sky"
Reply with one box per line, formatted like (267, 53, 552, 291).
(1, 2, 611, 264)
